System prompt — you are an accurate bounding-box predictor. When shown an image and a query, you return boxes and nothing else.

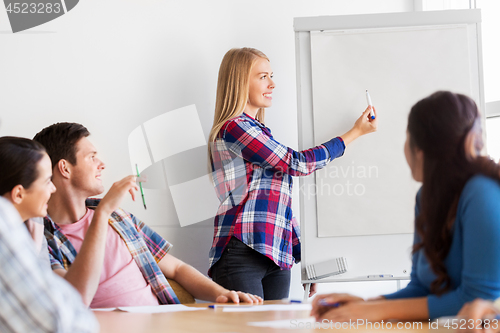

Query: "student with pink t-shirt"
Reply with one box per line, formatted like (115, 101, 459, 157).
(34, 122, 262, 307)
(57, 208, 160, 308)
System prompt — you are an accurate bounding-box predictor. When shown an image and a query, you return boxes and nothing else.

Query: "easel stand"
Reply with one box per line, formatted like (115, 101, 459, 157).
(302, 277, 410, 302)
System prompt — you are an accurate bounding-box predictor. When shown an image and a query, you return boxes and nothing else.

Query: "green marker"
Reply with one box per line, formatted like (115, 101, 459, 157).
(135, 164, 147, 210)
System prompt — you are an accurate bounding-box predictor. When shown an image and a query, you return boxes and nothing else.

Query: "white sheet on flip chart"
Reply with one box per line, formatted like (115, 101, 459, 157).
(310, 25, 471, 237)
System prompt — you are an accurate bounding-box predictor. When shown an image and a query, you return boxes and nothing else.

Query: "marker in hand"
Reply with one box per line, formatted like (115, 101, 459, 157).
(135, 164, 147, 210)
(366, 90, 375, 120)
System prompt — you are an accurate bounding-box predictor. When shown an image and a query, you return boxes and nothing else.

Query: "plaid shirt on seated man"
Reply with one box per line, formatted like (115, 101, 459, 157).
(44, 198, 180, 305)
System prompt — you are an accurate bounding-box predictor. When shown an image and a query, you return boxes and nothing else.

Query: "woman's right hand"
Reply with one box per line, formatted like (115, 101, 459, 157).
(341, 106, 378, 146)
(310, 293, 365, 320)
(354, 106, 378, 135)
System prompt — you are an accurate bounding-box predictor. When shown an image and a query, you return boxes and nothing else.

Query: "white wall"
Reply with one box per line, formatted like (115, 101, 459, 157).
(0, 0, 413, 300)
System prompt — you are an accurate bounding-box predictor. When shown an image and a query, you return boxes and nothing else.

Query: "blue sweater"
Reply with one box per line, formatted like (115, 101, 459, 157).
(384, 175, 500, 319)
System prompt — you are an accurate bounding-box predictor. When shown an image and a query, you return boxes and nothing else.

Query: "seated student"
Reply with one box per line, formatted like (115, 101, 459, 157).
(0, 136, 98, 333)
(33, 122, 262, 308)
(311, 91, 500, 322)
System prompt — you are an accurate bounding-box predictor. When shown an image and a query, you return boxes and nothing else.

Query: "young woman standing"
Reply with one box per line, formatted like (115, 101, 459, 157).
(208, 48, 377, 300)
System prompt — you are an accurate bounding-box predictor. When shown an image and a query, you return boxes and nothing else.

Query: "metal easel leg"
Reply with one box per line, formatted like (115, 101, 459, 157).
(303, 283, 310, 302)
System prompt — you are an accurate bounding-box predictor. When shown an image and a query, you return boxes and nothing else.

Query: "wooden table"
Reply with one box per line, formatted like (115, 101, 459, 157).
(94, 302, 450, 333)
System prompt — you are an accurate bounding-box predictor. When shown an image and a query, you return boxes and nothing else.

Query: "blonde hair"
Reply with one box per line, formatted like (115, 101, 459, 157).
(208, 48, 269, 168)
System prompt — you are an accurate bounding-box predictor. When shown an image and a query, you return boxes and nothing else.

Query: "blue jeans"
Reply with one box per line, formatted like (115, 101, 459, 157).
(211, 237, 291, 300)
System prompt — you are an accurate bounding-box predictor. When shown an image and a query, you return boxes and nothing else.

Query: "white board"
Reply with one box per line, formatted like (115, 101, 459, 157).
(311, 25, 471, 237)
(294, 9, 484, 282)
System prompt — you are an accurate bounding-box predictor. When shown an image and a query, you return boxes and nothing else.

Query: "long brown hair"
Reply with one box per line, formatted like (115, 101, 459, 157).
(207, 48, 269, 169)
(408, 91, 500, 295)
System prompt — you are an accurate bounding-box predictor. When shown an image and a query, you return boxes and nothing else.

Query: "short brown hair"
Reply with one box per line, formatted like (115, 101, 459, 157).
(33, 122, 90, 167)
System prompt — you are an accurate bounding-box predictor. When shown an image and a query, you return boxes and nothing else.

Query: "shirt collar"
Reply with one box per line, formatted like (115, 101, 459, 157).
(242, 112, 266, 128)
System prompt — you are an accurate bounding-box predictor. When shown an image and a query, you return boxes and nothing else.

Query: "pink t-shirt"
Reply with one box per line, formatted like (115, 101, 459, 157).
(58, 209, 160, 308)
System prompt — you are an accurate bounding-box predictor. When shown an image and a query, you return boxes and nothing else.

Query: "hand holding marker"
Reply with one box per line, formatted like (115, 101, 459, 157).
(366, 90, 375, 119)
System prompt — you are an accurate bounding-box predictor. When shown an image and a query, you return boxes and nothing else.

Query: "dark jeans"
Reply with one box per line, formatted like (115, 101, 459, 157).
(211, 237, 291, 300)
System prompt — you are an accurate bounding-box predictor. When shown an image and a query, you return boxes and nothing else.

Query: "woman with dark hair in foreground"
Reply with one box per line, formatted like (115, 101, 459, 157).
(0, 136, 98, 333)
(311, 91, 500, 321)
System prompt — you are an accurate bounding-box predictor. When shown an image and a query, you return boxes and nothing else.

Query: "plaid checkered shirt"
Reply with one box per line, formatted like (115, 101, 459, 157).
(208, 113, 345, 275)
(0, 197, 98, 333)
(44, 199, 180, 305)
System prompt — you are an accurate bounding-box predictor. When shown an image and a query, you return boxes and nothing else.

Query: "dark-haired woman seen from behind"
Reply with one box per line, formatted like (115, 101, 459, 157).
(311, 91, 500, 321)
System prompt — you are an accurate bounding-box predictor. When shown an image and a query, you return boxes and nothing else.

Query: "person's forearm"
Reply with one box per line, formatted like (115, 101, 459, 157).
(340, 127, 362, 146)
(172, 263, 226, 302)
(63, 208, 110, 306)
(377, 297, 429, 321)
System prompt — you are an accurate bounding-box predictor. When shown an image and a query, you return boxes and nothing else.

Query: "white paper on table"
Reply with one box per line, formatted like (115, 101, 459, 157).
(128, 125, 153, 174)
(92, 308, 117, 312)
(117, 304, 207, 313)
(222, 304, 312, 312)
(248, 318, 316, 329)
(143, 105, 206, 162)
